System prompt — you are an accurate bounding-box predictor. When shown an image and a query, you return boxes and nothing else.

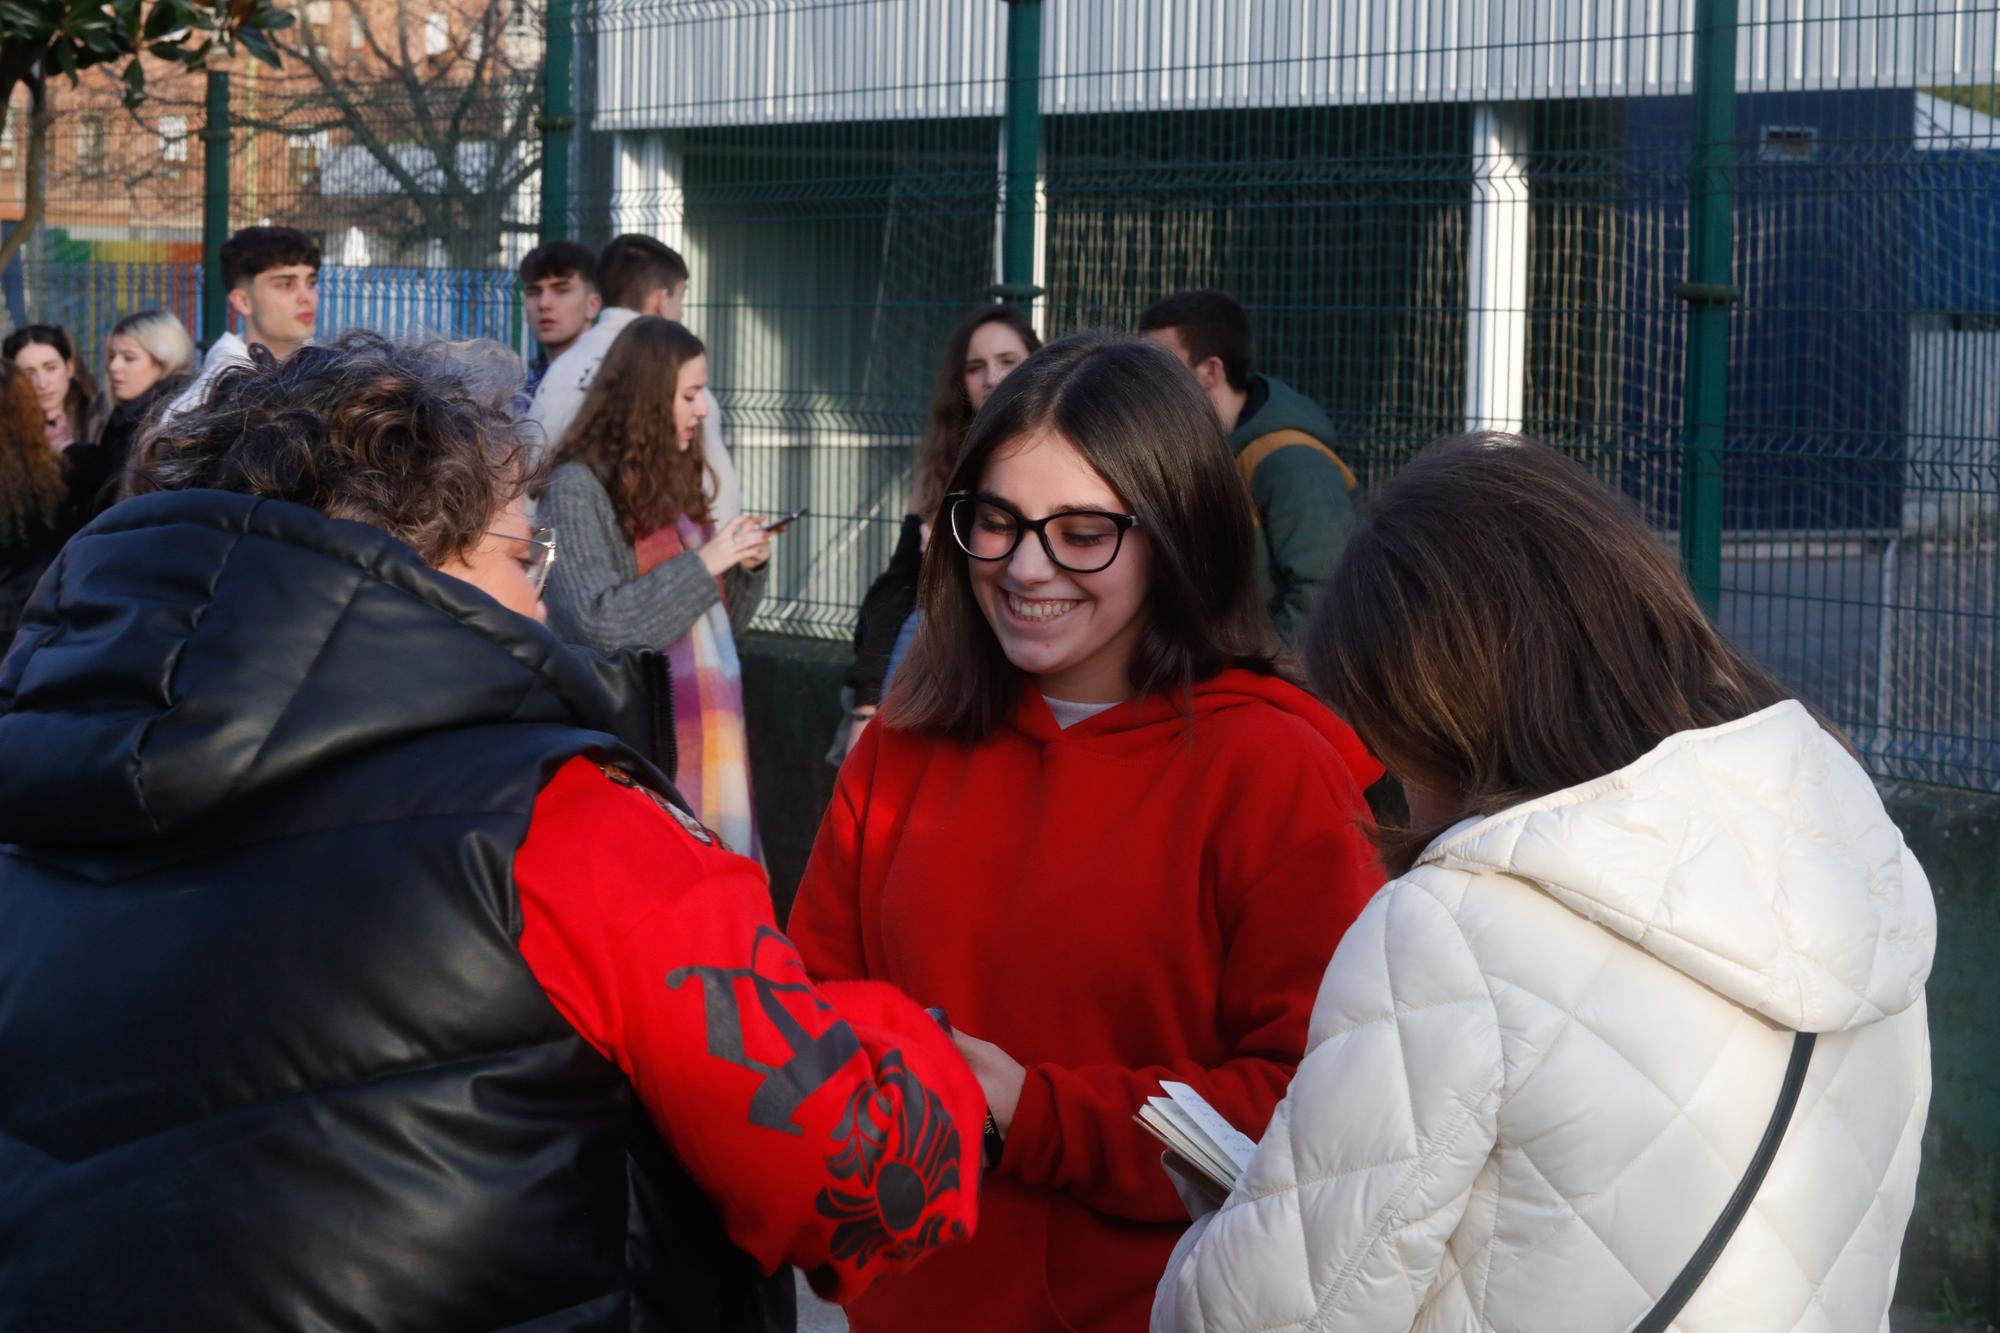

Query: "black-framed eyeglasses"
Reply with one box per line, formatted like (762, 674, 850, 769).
(946, 493, 1140, 575)
(488, 525, 558, 593)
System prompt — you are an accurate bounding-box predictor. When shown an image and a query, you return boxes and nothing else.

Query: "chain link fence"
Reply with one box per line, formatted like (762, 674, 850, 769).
(4, 0, 1996, 791)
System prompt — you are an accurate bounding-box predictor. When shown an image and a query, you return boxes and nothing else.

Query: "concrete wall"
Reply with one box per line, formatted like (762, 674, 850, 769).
(740, 631, 2000, 1315)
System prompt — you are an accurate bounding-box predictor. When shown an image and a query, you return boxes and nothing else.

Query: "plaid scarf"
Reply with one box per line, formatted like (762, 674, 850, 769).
(633, 516, 760, 861)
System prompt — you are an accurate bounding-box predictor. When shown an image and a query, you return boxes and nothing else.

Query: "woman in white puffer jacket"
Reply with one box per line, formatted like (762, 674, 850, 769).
(1152, 435, 1933, 1333)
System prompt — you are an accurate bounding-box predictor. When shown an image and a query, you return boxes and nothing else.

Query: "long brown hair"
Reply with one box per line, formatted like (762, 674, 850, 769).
(887, 331, 1282, 741)
(554, 317, 710, 538)
(0, 362, 68, 546)
(910, 304, 1041, 519)
(3, 324, 95, 439)
(1307, 433, 1801, 873)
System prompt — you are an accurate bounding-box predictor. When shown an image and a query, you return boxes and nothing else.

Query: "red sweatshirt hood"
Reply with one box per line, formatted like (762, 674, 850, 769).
(1006, 667, 1383, 792)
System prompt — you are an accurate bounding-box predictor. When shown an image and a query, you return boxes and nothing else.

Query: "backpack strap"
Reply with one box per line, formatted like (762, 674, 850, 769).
(1235, 428, 1359, 500)
(1632, 1030, 1816, 1332)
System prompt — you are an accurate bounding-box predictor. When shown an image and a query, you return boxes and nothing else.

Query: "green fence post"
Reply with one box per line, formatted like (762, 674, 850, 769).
(995, 0, 1043, 305)
(538, 0, 575, 243)
(1677, 0, 1740, 613)
(199, 71, 230, 349)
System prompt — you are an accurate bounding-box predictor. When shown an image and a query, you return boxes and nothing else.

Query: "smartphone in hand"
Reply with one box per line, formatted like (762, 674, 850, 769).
(761, 505, 809, 533)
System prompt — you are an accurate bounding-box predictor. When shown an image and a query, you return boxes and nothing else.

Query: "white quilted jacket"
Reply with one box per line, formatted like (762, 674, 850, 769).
(1153, 702, 1934, 1333)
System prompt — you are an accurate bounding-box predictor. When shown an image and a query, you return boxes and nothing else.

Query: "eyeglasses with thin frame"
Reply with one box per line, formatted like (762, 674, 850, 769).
(487, 525, 558, 593)
(945, 492, 1140, 574)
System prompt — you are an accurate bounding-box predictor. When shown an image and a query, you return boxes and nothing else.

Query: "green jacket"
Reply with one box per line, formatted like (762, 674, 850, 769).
(1228, 375, 1356, 647)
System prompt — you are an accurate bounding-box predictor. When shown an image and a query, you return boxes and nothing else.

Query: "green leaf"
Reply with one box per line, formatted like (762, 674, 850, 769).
(119, 58, 145, 106)
(0, 0, 46, 32)
(49, 39, 77, 76)
(239, 3, 292, 31)
(142, 0, 184, 38)
(236, 23, 280, 68)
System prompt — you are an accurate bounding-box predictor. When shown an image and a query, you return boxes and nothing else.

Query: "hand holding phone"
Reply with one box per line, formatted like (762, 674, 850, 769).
(761, 505, 808, 534)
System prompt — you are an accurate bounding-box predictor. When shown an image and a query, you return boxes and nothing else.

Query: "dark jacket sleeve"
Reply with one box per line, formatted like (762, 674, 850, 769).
(844, 514, 926, 706)
(1252, 448, 1356, 646)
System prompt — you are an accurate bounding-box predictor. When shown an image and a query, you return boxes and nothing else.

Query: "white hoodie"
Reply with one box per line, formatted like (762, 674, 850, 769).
(1154, 701, 1934, 1333)
(156, 331, 252, 428)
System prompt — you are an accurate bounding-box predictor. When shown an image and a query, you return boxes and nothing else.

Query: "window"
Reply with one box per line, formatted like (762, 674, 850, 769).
(77, 116, 107, 176)
(1, 122, 15, 172)
(1760, 125, 1819, 163)
(305, 0, 331, 23)
(349, 15, 364, 47)
(423, 11, 448, 56)
(159, 115, 189, 163)
(289, 130, 328, 187)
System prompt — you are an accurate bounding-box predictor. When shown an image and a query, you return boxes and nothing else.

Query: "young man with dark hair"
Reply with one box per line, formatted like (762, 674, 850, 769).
(516, 239, 601, 408)
(529, 234, 740, 520)
(1140, 288, 1356, 646)
(161, 225, 321, 425)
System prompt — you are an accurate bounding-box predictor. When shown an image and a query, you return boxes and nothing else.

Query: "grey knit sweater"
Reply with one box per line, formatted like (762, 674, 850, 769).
(538, 461, 766, 655)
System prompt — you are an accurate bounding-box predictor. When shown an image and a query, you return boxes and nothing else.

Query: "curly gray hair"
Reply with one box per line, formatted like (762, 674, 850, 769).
(130, 331, 541, 565)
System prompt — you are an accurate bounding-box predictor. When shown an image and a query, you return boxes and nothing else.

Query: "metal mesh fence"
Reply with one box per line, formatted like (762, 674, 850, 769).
(6, 0, 1997, 791)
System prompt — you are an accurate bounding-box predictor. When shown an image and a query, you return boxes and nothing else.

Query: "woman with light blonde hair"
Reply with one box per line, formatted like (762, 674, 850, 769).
(71, 308, 197, 519)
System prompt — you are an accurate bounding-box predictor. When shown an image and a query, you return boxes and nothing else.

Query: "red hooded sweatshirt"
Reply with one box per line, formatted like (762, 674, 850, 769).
(788, 668, 1384, 1331)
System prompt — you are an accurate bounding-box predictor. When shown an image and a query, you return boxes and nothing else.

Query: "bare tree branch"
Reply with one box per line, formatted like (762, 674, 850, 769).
(244, 0, 539, 266)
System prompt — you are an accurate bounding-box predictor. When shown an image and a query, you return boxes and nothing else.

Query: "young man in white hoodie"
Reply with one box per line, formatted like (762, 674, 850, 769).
(1154, 434, 1933, 1333)
(159, 226, 319, 425)
(527, 234, 740, 522)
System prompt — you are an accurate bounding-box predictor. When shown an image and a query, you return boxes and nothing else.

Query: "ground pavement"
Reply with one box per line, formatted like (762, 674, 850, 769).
(792, 1271, 1974, 1331)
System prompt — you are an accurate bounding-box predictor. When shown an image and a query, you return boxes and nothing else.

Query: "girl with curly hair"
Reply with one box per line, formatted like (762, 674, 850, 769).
(539, 316, 774, 857)
(0, 360, 72, 647)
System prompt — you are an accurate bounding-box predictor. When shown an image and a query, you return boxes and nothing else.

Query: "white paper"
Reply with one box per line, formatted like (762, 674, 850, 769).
(1159, 1080, 1257, 1174)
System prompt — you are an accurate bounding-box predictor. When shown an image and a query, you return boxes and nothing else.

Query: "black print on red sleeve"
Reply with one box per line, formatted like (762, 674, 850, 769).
(815, 1050, 968, 1269)
(666, 925, 862, 1134)
(665, 925, 968, 1269)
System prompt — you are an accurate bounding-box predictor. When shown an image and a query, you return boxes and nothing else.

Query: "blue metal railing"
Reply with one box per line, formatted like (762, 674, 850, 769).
(14, 261, 524, 359)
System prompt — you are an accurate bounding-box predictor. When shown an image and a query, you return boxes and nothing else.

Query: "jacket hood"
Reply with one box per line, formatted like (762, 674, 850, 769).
(1006, 667, 1383, 793)
(1228, 375, 1339, 452)
(0, 489, 666, 846)
(1423, 701, 1935, 1033)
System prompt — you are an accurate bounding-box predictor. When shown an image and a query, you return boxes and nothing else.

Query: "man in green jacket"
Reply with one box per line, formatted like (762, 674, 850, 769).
(1141, 289, 1357, 647)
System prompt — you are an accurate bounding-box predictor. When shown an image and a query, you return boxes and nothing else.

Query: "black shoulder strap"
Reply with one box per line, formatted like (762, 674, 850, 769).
(1633, 1030, 1817, 1333)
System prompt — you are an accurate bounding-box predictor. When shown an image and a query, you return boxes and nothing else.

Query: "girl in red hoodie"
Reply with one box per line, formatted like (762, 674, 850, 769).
(788, 332, 1384, 1332)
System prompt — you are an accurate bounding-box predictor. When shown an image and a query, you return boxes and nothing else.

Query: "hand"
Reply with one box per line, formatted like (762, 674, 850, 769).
(1161, 1149, 1232, 1219)
(698, 516, 772, 577)
(950, 1029, 1026, 1135)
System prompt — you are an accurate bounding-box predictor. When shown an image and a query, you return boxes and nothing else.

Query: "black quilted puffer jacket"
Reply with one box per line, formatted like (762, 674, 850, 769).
(0, 490, 792, 1332)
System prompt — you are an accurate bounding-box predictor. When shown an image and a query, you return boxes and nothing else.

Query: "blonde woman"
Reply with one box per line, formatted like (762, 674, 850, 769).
(71, 310, 197, 518)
